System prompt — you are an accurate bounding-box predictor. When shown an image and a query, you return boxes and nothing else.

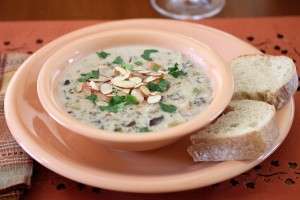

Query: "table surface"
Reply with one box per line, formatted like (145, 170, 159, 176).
(0, 0, 300, 20)
(0, 16, 299, 199)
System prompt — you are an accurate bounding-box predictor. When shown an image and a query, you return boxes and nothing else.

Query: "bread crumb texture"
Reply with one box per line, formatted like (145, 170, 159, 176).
(188, 100, 279, 161)
(231, 54, 297, 109)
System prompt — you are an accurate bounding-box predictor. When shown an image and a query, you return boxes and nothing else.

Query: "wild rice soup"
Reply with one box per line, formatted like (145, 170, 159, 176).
(60, 45, 212, 133)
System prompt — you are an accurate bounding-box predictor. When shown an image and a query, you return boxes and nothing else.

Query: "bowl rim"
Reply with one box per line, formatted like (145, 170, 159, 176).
(37, 28, 233, 144)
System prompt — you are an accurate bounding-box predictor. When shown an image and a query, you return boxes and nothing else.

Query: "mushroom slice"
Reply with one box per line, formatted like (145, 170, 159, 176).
(147, 95, 162, 104)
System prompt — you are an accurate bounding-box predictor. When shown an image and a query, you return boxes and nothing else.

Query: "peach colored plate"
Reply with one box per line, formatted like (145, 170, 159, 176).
(4, 19, 294, 193)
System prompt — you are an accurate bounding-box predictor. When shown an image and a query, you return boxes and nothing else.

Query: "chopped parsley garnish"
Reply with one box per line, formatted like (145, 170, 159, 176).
(125, 94, 139, 105)
(86, 93, 97, 104)
(112, 56, 124, 64)
(141, 49, 158, 61)
(139, 127, 151, 133)
(168, 63, 187, 78)
(113, 87, 119, 93)
(77, 69, 99, 82)
(193, 87, 201, 95)
(99, 94, 139, 113)
(152, 63, 160, 72)
(160, 103, 177, 113)
(134, 60, 143, 66)
(121, 63, 134, 70)
(96, 51, 110, 59)
(147, 79, 170, 92)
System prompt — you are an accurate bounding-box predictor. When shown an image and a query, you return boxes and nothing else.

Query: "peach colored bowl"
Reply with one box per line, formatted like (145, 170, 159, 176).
(37, 29, 233, 151)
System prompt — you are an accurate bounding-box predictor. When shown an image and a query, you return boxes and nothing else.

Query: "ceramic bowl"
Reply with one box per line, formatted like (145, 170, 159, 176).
(37, 29, 233, 151)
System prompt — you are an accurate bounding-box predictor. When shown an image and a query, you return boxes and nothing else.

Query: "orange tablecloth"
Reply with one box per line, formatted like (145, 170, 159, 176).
(0, 16, 299, 199)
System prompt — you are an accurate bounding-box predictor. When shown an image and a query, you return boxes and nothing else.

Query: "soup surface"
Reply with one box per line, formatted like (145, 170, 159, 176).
(60, 45, 212, 133)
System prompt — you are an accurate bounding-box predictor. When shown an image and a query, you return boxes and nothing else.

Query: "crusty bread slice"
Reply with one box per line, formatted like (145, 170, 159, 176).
(188, 100, 279, 161)
(231, 54, 298, 109)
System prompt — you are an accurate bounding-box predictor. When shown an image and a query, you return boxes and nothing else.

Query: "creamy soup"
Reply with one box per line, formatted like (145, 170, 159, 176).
(60, 45, 212, 133)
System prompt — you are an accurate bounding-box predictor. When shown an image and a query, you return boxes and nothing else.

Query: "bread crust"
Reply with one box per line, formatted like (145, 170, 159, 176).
(188, 112, 279, 161)
(276, 67, 298, 109)
(188, 54, 296, 161)
(231, 54, 298, 110)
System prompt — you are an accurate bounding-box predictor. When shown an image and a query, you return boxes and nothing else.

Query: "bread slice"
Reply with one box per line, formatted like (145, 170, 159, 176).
(188, 100, 279, 161)
(231, 54, 298, 109)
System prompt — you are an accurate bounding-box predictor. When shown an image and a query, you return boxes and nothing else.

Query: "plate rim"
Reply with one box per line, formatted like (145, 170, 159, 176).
(4, 19, 294, 193)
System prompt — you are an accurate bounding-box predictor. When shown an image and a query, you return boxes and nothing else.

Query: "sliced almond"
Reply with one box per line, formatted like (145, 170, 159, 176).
(100, 83, 113, 94)
(131, 89, 144, 103)
(134, 82, 147, 88)
(149, 72, 163, 77)
(130, 71, 145, 79)
(112, 80, 136, 89)
(82, 83, 92, 96)
(140, 85, 150, 96)
(96, 101, 109, 106)
(143, 76, 157, 83)
(116, 90, 126, 96)
(115, 66, 128, 76)
(106, 93, 116, 97)
(134, 66, 148, 71)
(129, 77, 142, 85)
(121, 88, 131, 94)
(111, 73, 130, 82)
(89, 81, 100, 91)
(137, 70, 151, 74)
(147, 94, 162, 104)
(90, 76, 111, 82)
(149, 91, 161, 96)
(76, 82, 84, 92)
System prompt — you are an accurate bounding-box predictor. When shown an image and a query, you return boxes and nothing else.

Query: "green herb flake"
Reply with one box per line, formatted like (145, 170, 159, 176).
(152, 64, 160, 72)
(112, 56, 124, 64)
(99, 94, 139, 113)
(140, 49, 158, 61)
(125, 94, 139, 105)
(134, 60, 143, 66)
(168, 63, 187, 78)
(113, 87, 119, 93)
(147, 79, 170, 92)
(160, 103, 177, 113)
(121, 63, 134, 70)
(99, 102, 125, 113)
(86, 94, 97, 104)
(193, 87, 201, 95)
(96, 51, 110, 59)
(77, 69, 99, 82)
(139, 127, 151, 133)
